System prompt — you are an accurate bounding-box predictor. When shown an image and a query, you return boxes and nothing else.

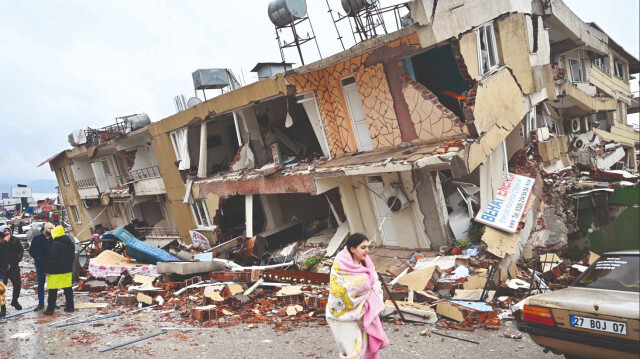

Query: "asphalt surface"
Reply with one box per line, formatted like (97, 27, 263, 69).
(1, 281, 556, 359)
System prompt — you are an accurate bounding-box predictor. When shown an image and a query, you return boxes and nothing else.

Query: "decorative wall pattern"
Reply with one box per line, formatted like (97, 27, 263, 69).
(402, 77, 469, 141)
(357, 63, 401, 148)
(288, 33, 466, 157)
(287, 35, 421, 158)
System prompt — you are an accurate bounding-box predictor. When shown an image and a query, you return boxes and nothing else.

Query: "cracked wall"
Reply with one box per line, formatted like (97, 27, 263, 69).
(402, 76, 468, 141)
(288, 33, 469, 158)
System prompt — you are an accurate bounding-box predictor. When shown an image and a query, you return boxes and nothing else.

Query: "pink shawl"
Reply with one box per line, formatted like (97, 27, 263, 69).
(329, 247, 390, 357)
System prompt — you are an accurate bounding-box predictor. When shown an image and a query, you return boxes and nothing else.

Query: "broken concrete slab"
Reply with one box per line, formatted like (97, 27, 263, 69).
(325, 221, 349, 257)
(383, 301, 437, 324)
(157, 260, 226, 275)
(452, 289, 495, 302)
(397, 266, 441, 292)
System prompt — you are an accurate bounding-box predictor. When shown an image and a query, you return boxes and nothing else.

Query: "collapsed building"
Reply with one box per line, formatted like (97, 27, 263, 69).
(43, 0, 638, 282)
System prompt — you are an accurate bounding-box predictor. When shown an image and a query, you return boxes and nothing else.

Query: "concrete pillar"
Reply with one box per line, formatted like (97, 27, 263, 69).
(414, 169, 450, 249)
(245, 194, 254, 238)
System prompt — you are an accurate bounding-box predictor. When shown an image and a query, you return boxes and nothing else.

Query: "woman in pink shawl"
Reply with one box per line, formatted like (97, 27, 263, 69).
(326, 233, 390, 359)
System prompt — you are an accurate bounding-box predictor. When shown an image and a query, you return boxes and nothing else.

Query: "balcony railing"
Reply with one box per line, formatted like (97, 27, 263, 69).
(137, 226, 179, 239)
(593, 60, 610, 75)
(117, 166, 162, 186)
(76, 178, 97, 189)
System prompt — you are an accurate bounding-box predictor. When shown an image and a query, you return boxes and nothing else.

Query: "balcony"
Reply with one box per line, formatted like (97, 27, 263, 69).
(136, 226, 179, 247)
(117, 166, 166, 195)
(76, 178, 99, 199)
(589, 61, 632, 99)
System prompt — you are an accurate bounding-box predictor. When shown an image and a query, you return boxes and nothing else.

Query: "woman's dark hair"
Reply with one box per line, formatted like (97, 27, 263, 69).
(345, 233, 369, 258)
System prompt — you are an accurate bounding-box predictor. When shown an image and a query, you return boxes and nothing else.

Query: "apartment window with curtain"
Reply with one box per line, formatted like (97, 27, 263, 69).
(476, 22, 499, 76)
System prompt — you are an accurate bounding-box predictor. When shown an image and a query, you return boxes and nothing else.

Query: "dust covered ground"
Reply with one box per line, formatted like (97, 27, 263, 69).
(1, 283, 554, 359)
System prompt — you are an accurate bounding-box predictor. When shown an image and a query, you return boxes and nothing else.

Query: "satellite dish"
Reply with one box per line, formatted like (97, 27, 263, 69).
(187, 97, 202, 108)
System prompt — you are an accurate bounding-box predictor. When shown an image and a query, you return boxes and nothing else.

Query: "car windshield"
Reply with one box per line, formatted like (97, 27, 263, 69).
(573, 255, 639, 292)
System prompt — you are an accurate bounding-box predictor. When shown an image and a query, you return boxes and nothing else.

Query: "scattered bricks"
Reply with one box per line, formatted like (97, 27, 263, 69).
(223, 284, 244, 297)
(183, 276, 203, 287)
(191, 305, 223, 322)
(263, 269, 330, 285)
(207, 271, 252, 282)
(84, 280, 107, 292)
(115, 294, 137, 306)
(278, 294, 303, 306)
(304, 295, 327, 310)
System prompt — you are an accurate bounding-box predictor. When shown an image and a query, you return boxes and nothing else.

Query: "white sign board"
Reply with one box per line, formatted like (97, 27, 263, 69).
(72, 129, 87, 145)
(474, 173, 535, 233)
(189, 230, 211, 250)
(11, 187, 32, 198)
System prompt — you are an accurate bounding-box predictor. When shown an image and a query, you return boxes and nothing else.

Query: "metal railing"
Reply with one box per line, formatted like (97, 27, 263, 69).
(136, 226, 179, 238)
(76, 178, 97, 189)
(592, 60, 610, 75)
(116, 166, 162, 185)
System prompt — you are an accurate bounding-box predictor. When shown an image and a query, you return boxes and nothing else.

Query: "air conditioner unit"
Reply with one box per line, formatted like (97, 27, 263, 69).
(570, 118, 581, 134)
(82, 199, 96, 208)
(382, 185, 410, 213)
(571, 137, 586, 150)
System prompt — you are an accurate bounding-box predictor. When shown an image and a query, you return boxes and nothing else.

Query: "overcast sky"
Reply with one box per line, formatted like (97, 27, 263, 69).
(0, 0, 638, 184)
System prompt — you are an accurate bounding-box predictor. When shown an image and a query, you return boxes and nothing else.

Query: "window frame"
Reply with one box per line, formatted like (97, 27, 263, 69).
(613, 59, 625, 80)
(69, 205, 81, 224)
(60, 167, 70, 186)
(476, 22, 500, 76)
(190, 199, 212, 228)
(113, 203, 123, 217)
(568, 58, 584, 83)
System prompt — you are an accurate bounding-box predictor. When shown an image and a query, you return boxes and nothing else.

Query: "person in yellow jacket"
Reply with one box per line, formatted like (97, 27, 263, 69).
(43, 225, 75, 315)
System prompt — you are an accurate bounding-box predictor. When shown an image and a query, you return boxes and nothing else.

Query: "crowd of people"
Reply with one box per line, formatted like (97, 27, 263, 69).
(0, 223, 75, 317)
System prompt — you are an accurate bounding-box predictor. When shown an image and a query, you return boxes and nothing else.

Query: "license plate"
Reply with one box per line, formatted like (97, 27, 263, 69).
(570, 315, 627, 335)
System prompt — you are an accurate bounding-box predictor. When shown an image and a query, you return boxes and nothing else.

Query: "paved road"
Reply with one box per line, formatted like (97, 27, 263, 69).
(1, 285, 555, 359)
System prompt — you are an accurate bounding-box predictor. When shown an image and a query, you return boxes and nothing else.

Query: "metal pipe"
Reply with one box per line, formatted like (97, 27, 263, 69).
(0, 307, 35, 321)
(98, 331, 168, 352)
(56, 313, 122, 328)
(432, 331, 480, 344)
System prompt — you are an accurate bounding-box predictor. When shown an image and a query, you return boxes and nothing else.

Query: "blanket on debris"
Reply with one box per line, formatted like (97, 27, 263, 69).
(326, 247, 389, 358)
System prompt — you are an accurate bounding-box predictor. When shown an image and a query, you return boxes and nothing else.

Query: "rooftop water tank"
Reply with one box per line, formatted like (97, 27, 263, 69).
(341, 0, 377, 15)
(192, 69, 231, 90)
(125, 113, 151, 131)
(268, 0, 307, 28)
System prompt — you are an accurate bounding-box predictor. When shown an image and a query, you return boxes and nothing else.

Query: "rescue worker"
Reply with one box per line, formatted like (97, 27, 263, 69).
(44, 225, 75, 315)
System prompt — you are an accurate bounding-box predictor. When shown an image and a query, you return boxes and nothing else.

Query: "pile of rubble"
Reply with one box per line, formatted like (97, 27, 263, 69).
(12, 224, 601, 335)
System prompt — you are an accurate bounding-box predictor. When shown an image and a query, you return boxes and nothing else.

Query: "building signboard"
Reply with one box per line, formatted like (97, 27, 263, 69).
(474, 173, 535, 233)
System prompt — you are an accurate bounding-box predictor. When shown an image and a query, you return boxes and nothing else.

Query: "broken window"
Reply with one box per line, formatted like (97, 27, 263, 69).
(593, 56, 610, 75)
(410, 43, 472, 119)
(191, 199, 212, 228)
(568, 59, 584, 83)
(476, 22, 499, 76)
(113, 203, 123, 217)
(169, 128, 191, 171)
(614, 59, 625, 80)
(60, 167, 70, 186)
(69, 205, 81, 224)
